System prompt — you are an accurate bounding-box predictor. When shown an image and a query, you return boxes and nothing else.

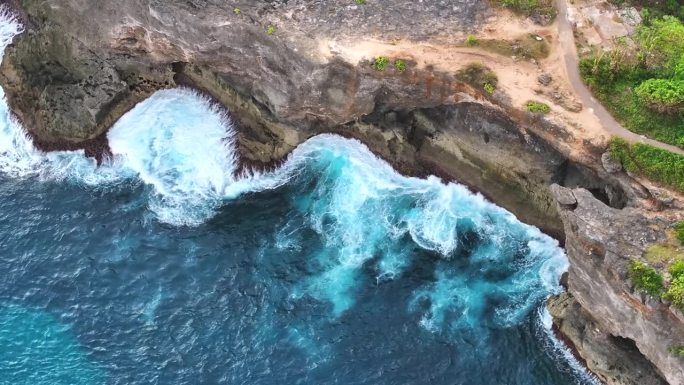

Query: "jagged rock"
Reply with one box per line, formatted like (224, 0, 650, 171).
(554, 188, 684, 384)
(551, 184, 577, 207)
(548, 293, 668, 385)
(538, 72, 553, 86)
(0, 0, 489, 147)
(602, 151, 623, 173)
(1, 2, 684, 383)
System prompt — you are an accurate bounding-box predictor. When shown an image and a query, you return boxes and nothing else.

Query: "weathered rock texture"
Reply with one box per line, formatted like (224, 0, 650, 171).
(549, 185, 684, 384)
(549, 293, 668, 385)
(1, 1, 683, 384)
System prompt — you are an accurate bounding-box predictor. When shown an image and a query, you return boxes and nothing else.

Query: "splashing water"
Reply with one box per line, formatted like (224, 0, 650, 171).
(0, 7, 599, 385)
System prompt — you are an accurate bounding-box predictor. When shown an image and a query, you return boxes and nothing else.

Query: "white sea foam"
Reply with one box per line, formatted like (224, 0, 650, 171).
(0, 8, 577, 376)
(538, 307, 603, 385)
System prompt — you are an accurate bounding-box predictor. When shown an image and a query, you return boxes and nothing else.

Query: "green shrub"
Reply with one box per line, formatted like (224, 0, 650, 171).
(666, 275, 684, 311)
(669, 345, 684, 357)
(267, 25, 276, 35)
(637, 16, 684, 74)
(233, 7, 241, 15)
(525, 100, 551, 113)
(465, 34, 479, 46)
(394, 59, 407, 73)
(670, 259, 684, 279)
(484, 83, 495, 94)
(629, 260, 665, 297)
(608, 137, 684, 192)
(635, 78, 684, 113)
(355, 0, 366, 4)
(456, 62, 499, 90)
(373, 56, 389, 71)
(677, 221, 684, 245)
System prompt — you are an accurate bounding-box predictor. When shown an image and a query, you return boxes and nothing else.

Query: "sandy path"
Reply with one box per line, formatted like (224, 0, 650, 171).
(323, 1, 684, 157)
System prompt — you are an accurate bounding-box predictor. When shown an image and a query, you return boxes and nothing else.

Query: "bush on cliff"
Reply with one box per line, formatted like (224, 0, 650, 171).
(666, 276, 684, 311)
(608, 137, 684, 193)
(676, 221, 684, 245)
(670, 259, 684, 280)
(455, 63, 498, 93)
(629, 260, 665, 297)
(373, 56, 389, 71)
(525, 100, 551, 114)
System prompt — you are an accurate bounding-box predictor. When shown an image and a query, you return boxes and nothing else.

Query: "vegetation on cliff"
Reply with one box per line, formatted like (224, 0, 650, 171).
(525, 100, 551, 114)
(492, 0, 556, 23)
(609, 0, 684, 22)
(629, 258, 684, 312)
(581, 16, 684, 148)
(463, 34, 550, 60)
(608, 137, 684, 192)
(629, 260, 665, 296)
(630, 230, 684, 313)
(455, 62, 498, 95)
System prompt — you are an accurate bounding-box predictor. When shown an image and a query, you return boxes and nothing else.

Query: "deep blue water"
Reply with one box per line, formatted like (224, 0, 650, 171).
(0, 9, 599, 385)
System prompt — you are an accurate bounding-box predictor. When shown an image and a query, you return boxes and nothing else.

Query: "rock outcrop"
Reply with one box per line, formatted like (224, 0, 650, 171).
(548, 185, 684, 384)
(548, 292, 668, 385)
(1, 1, 683, 384)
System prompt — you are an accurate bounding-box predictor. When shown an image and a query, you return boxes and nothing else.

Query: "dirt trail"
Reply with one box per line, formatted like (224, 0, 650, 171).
(326, 1, 684, 157)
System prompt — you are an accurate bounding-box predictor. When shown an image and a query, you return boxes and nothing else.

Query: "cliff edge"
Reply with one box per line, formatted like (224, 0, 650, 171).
(1, 0, 683, 383)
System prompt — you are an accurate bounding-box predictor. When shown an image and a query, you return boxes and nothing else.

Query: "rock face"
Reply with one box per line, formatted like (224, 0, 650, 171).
(1, 1, 684, 384)
(0, 0, 487, 146)
(548, 292, 668, 385)
(550, 185, 684, 384)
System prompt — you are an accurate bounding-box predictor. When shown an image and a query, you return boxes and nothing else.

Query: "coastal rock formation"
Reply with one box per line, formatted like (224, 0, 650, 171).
(548, 292, 668, 385)
(1, 1, 683, 383)
(548, 185, 684, 384)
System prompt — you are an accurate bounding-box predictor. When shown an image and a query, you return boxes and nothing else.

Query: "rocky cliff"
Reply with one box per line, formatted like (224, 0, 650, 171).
(1, 0, 683, 383)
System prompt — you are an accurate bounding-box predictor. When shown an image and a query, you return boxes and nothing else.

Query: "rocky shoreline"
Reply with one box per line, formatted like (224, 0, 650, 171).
(1, 0, 683, 383)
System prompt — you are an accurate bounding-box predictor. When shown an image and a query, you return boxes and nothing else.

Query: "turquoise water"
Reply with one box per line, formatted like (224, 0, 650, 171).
(0, 8, 599, 385)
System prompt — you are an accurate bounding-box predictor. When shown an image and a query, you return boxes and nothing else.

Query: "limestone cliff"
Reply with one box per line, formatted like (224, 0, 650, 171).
(1, 0, 683, 383)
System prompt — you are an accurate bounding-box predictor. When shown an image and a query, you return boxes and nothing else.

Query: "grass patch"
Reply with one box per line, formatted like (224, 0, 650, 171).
(677, 221, 684, 244)
(645, 244, 684, 266)
(266, 25, 276, 35)
(669, 345, 684, 357)
(526, 100, 551, 113)
(476, 34, 549, 60)
(355, 0, 366, 4)
(455, 62, 498, 93)
(629, 260, 665, 296)
(608, 137, 684, 192)
(493, 0, 556, 22)
(465, 34, 478, 47)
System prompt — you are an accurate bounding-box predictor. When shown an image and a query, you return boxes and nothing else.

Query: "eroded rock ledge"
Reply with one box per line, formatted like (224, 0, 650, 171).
(1, 0, 683, 383)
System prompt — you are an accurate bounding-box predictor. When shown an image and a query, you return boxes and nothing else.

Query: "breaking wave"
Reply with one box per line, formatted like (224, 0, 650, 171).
(0, 7, 599, 384)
